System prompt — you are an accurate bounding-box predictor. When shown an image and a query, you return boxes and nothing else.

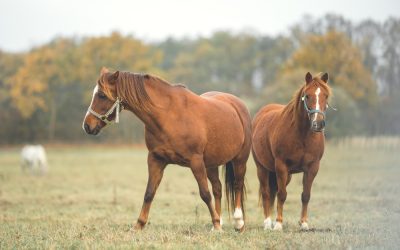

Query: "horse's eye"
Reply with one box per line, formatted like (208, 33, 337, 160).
(98, 92, 106, 99)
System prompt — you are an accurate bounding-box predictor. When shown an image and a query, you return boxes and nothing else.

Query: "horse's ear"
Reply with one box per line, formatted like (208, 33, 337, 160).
(100, 67, 109, 75)
(305, 72, 313, 84)
(321, 72, 329, 83)
(108, 71, 119, 84)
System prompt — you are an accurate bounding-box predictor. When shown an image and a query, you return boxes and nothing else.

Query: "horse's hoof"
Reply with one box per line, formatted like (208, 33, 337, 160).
(263, 217, 272, 230)
(273, 221, 283, 231)
(300, 222, 309, 231)
(235, 224, 245, 233)
(211, 226, 223, 232)
(132, 223, 144, 232)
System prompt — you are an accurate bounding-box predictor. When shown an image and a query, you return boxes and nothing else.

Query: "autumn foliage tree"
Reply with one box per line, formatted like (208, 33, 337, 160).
(262, 31, 379, 136)
(0, 16, 399, 144)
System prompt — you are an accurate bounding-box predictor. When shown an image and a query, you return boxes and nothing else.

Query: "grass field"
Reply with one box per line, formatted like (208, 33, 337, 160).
(1, 142, 400, 249)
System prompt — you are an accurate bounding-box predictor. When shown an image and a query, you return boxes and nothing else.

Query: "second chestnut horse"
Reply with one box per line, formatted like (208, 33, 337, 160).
(252, 72, 332, 231)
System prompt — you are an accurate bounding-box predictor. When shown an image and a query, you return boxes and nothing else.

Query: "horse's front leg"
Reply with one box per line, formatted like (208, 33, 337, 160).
(300, 162, 319, 230)
(274, 159, 288, 230)
(191, 154, 221, 231)
(134, 153, 167, 230)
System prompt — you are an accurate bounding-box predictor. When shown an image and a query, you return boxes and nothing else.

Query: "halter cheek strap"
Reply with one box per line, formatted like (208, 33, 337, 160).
(88, 97, 123, 125)
(301, 95, 326, 117)
(301, 95, 337, 117)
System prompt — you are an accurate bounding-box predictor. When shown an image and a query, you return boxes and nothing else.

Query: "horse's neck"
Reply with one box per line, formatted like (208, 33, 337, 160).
(127, 78, 173, 133)
(290, 99, 312, 138)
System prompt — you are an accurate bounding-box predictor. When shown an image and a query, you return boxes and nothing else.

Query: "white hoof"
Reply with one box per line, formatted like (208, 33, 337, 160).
(300, 222, 309, 231)
(263, 217, 272, 230)
(220, 217, 223, 226)
(273, 221, 283, 231)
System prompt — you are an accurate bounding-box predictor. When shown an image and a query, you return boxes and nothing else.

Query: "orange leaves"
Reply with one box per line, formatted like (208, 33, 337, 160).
(283, 31, 377, 107)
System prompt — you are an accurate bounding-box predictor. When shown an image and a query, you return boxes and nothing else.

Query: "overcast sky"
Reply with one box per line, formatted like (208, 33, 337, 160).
(0, 0, 399, 52)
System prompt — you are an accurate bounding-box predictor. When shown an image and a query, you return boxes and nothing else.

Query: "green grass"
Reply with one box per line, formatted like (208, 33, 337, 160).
(1, 143, 399, 249)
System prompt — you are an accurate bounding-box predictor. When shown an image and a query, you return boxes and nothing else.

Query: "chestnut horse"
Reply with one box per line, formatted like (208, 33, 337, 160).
(252, 72, 332, 231)
(82, 68, 251, 232)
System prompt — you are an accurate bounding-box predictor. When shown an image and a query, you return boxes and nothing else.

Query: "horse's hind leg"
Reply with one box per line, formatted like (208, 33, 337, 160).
(134, 153, 167, 230)
(191, 154, 221, 231)
(274, 159, 289, 230)
(206, 167, 223, 226)
(231, 158, 247, 232)
(300, 162, 319, 230)
(256, 162, 277, 230)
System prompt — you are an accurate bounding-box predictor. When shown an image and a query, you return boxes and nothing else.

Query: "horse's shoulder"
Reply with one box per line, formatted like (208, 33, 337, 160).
(253, 104, 284, 126)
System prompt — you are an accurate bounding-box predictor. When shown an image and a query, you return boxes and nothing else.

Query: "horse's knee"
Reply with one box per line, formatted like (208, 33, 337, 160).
(200, 190, 212, 203)
(277, 190, 287, 203)
(144, 191, 155, 203)
(301, 192, 310, 203)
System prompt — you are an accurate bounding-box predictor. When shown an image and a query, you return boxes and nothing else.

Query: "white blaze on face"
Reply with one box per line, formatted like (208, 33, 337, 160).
(313, 87, 321, 122)
(315, 87, 321, 111)
(85, 85, 98, 117)
(83, 85, 99, 131)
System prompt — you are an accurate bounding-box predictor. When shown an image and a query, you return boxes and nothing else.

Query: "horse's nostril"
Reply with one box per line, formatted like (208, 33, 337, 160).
(84, 123, 90, 133)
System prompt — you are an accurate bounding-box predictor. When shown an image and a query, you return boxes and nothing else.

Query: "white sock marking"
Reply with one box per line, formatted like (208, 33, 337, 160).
(233, 208, 243, 219)
(273, 221, 283, 231)
(233, 208, 244, 229)
(300, 222, 309, 231)
(264, 217, 272, 230)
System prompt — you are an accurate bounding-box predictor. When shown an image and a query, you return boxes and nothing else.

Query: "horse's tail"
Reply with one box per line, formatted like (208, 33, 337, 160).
(224, 161, 247, 220)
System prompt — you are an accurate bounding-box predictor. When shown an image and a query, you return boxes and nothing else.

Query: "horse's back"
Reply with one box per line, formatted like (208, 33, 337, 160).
(201, 91, 251, 137)
(201, 91, 251, 123)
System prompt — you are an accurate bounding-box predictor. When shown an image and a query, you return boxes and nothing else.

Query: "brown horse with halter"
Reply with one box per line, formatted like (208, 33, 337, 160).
(252, 72, 332, 231)
(82, 67, 251, 232)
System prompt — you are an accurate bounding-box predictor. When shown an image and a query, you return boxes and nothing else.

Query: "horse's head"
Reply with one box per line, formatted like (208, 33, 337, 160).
(82, 67, 122, 135)
(302, 72, 330, 132)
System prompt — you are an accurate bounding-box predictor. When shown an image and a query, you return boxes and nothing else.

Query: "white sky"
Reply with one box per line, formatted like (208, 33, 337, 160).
(0, 0, 399, 52)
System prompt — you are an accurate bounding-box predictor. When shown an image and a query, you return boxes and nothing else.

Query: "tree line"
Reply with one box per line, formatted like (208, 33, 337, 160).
(0, 14, 399, 144)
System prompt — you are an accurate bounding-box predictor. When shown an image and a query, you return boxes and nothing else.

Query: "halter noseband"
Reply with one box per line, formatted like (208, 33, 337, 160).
(301, 95, 326, 118)
(88, 97, 123, 125)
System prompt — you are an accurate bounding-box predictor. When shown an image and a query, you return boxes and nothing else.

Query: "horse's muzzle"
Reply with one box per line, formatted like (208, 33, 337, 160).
(83, 123, 101, 135)
(311, 120, 325, 132)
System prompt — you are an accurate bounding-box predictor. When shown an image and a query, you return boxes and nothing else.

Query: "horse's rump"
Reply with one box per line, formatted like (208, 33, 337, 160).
(200, 92, 252, 166)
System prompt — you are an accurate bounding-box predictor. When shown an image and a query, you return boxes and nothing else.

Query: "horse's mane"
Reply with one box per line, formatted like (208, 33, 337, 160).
(281, 73, 332, 126)
(99, 72, 186, 111)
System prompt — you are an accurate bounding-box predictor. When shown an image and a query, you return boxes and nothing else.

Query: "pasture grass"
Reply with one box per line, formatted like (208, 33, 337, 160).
(0, 143, 399, 249)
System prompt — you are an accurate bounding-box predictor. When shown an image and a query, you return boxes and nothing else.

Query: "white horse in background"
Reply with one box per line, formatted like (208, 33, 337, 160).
(21, 145, 48, 175)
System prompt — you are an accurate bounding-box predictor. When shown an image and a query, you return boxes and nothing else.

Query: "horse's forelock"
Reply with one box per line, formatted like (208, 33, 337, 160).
(98, 73, 117, 101)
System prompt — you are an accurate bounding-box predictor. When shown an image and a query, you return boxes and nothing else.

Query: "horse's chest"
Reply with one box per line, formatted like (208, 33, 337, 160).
(278, 145, 322, 173)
